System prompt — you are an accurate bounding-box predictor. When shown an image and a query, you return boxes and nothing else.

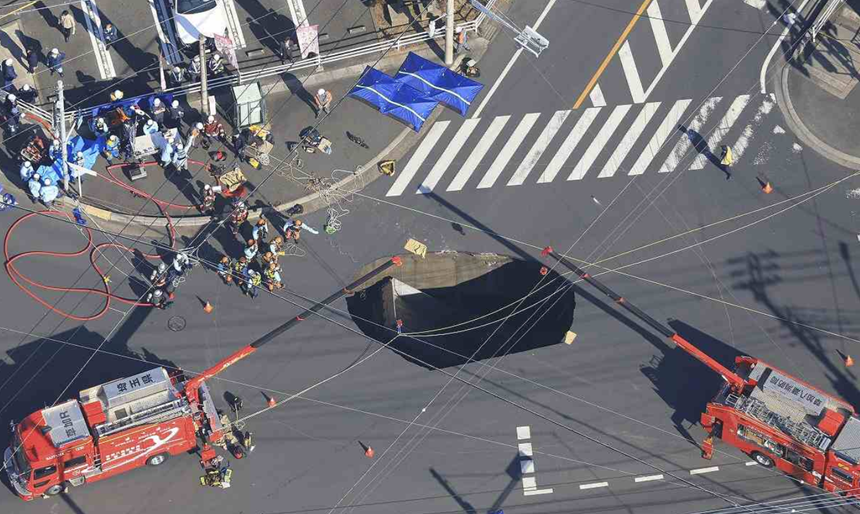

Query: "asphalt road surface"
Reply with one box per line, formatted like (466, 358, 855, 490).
(3, 0, 860, 514)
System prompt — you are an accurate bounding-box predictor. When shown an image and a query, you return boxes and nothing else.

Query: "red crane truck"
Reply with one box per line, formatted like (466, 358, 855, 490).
(2, 256, 401, 501)
(541, 247, 860, 497)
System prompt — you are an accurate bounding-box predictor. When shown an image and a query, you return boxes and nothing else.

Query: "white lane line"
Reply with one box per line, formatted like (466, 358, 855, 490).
(518, 442, 533, 457)
(523, 476, 536, 490)
(599, 102, 659, 178)
(471, 0, 558, 118)
(222, 0, 247, 48)
(386, 121, 449, 197)
(417, 120, 479, 194)
(568, 105, 631, 180)
(659, 96, 721, 173)
(635, 474, 664, 482)
(760, 0, 812, 93)
(446, 116, 510, 191)
(690, 466, 720, 475)
(727, 95, 774, 162)
(643, 0, 714, 100)
(689, 94, 751, 170)
(629, 99, 691, 176)
(517, 426, 531, 440)
(618, 41, 645, 103)
(508, 110, 570, 186)
(80, 0, 114, 80)
(743, 0, 767, 8)
(520, 458, 535, 474)
(685, 0, 702, 23)
(590, 83, 607, 107)
(537, 108, 600, 183)
(580, 482, 609, 490)
(524, 488, 554, 496)
(150, 0, 182, 65)
(477, 113, 540, 189)
(647, 1, 674, 67)
(746, 461, 758, 466)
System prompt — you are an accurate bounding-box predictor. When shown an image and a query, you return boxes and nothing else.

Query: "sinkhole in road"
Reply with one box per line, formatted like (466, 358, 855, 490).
(346, 252, 576, 369)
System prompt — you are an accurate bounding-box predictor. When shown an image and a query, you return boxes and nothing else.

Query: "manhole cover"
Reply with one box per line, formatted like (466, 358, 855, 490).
(167, 316, 186, 332)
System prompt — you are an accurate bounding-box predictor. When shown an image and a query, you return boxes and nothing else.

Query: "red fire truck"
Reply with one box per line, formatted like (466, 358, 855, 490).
(541, 247, 860, 496)
(3, 257, 400, 501)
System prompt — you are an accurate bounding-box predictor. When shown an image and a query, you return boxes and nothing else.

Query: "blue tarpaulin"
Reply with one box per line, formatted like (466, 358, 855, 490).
(36, 135, 105, 184)
(394, 52, 483, 117)
(348, 67, 439, 132)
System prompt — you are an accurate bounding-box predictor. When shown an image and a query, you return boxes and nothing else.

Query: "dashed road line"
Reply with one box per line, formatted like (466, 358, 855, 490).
(746, 461, 759, 466)
(690, 466, 720, 475)
(517, 426, 531, 440)
(580, 481, 610, 490)
(635, 474, 664, 482)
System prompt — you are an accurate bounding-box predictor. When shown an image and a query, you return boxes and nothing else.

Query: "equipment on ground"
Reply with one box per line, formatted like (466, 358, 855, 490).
(540, 246, 860, 497)
(4, 256, 402, 501)
(293, 126, 332, 155)
(19, 134, 48, 165)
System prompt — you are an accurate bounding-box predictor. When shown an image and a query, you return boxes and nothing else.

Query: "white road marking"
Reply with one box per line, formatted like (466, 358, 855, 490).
(520, 458, 535, 474)
(518, 442, 533, 457)
(599, 102, 660, 178)
(647, 1, 674, 67)
(386, 121, 449, 196)
(760, 0, 812, 93)
(222, 0, 247, 48)
(80, 0, 115, 79)
(743, 0, 767, 8)
(150, 0, 182, 65)
(629, 99, 691, 175)
(727, 95, 774, 162)
(569, 105, 631, 180)
(524, 488, 554, 496)
(417, 120, 479, 194)
(635, 474, 664, 482)
(618, 41, 645, 103)
(446, 116, 510, 191)
(522, 476, 537, 489)
(538, 108, 600, 183)
(590, 83, 607, 107)
(690, 466, 720, 475)
(580, 482, 609, 489)
(477, 113, 540, 188)
(517, 426, 531, 440)
(643, 0, 714, 101)
(659, 96, 721, 173)
(746, 461, 758, 466)
(508, 111, 570, 186)
(286, 0, 309, 26)
(689, 94, 751, 170)
(685, 0, 702, 23)
(471, 0, 557, 118)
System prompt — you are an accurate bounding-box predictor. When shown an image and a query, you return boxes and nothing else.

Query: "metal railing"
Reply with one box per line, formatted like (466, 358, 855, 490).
(811, 0, 844, 42)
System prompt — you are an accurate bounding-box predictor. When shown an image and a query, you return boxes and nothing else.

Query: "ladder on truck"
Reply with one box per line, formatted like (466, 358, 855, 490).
(732, 394, 829, 450)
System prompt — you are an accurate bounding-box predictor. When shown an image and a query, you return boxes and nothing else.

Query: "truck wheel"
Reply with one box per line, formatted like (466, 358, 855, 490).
(752, 452, 774, 468)
(146, 453, 169, 467)
(44, 483, 65, 496)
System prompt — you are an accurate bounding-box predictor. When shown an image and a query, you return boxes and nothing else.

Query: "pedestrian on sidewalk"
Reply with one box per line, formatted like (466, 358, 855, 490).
(102, 23, 117, 45)
(454, 27, 471, 53)
(59, 11, 76, 42)
(47, 48, 66, 77)
(217, 256, 233, 285)
(25, 45, 39, 74)
(280, 36, 295, 65)
(2, 59, 17, 89)
(313, 88, 332, 118)
(252, 218, 268, 242)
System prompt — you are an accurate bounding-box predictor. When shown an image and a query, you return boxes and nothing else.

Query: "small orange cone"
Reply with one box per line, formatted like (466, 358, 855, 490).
(203, 301, 214, 313)
(168, 291, 175, 300)
(762, 181, 773, 194)
(267, 395, 276, 408)
(540, 266, 548, 276)
(359, 441, 374, 458)
(847, 355, 855, 367)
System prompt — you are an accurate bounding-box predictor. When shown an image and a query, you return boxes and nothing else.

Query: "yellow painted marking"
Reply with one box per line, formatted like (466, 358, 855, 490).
(103, 275, 111, 284)
(573, 0, 655, 109)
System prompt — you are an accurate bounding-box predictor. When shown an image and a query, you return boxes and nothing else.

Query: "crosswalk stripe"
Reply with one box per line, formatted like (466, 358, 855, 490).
(569, 105, 631, 181)
(508, 111, 570, 186)
(727, 95, 774, 162)
(629, 99, 692, 176)
(80, 0, 115, 80)
(477, 113, 540, 189)
(386, 121, 450, 197)
(659, 97, 722, 173)
(590, 84, 607, 107)
(686, 0, 703, 23)
(647, 2, 674, 67)
(538, 108, 600, 184)
(618, 41, 645, 104)
(417, 120, 479, 194)
(447, 116, 510, 191)
(689, 94, 751, 170)
(598, 102, 659, 178)
(150, 0, 182, 65)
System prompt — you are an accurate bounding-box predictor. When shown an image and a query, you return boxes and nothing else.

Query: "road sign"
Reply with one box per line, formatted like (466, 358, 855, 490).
(296, 24, 320, 59)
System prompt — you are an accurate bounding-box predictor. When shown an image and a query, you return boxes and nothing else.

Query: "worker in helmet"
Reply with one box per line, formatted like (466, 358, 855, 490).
(202, 114, 226, 149)
(167, 99, 184, 128)
(189, 55, 202, 81)
(49, 139, 63, 161)
(229, 200, 248, 236)
(252, 218, 269, 242)
(216, 256, 233, 286)
(91, 116, 109, 138)
(263, 261, 282, 291)
(232, 256, 248, 288)
(242, 268, 262, 298)
(27, 173, 41, 201)
(168, 65, 186, 87)
(243, 239, 258, 262)
(208, 53, 224, 76)
(102, 134, 121, 164)
(103, 22, 117, 45)
(149, 262, 168, 286)
(39, 177, 60, 206)
(2, 58, 17, 88)
(146, 288, 172, 309)
(5, 93, 19, 133)
(17, 83, 37, 103)
(283, 219, 319, 242)
(150, 97, 166, 124)
(19, 160, 34, 183)
(109, 89, 124, 102)
(199, 183, 216, 214)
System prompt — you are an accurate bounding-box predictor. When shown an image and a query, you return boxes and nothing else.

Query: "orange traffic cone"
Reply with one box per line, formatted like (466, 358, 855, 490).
(540, 266, 548, 276)
(203, 301, 214, 313)
(359, 441, 374, 458)
(762, 182, 773, 194)
(168, 291, 175, 300)
(847, 355, 855, 367)
(267, 395, 277, 408)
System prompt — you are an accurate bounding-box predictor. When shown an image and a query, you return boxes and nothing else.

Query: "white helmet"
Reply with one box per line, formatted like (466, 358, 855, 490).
(50, 48, 59, 55)
(153, 98, 161, 106)
(22, 84, 30, 91)
(23, 161, 32, 169)
(4, 58, 12, 66)
(173, 66, 181, 73)
(193, 55, 200, 62)
(318, 89, 325, 96)
(109, 135, 118, 142)
(32, 173, 40, 181)
(7, 94, 16, 102)
(212, 53, 221, 61)
(195, 122, 203, 130)
(77, 151, 84, 158)
(153, 289, 163, 297)
(171, 100, 179, 108)
(204, 184, 211, 190)
(43, 178, 51, 185)
(207, 115, 215, 123)
(113, 90, 123, 99)
(247, 269, 256, 276)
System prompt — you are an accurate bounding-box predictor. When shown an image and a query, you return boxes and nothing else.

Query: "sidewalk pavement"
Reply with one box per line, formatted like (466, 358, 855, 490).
(775, 0, 860, 169)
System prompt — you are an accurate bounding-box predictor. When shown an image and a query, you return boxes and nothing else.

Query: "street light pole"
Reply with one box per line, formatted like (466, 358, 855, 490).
(199, 35, 209, 116)
(444, 0, 454, 65)
(55, 80, 69, 192)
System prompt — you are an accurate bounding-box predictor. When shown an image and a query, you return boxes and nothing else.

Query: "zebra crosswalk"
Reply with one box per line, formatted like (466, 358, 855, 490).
(384, 94, 779, 198)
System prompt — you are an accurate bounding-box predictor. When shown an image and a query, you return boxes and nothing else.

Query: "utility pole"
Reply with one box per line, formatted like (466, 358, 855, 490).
(199, 35, 209, 116)
(55, 80, 69, 191)
(444, 0, 454, 65)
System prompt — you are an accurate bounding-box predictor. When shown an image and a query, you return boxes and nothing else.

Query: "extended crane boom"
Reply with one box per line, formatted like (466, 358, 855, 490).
(541, 247, 748, 392)
(183, 256, 402, 404)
